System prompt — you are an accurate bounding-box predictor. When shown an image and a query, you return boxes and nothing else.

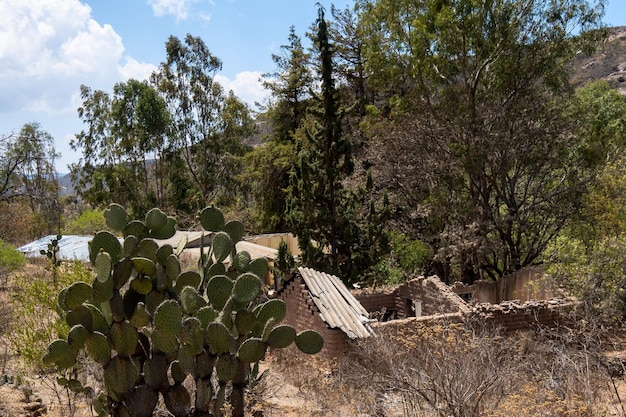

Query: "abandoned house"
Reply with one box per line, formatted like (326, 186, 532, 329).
(278, 267, 576, 357)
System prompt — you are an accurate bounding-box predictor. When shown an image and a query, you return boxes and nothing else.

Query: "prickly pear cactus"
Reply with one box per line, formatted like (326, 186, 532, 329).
(43, 204, 323, 417)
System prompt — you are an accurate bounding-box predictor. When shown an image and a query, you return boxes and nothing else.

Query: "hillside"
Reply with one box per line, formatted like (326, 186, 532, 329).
(571, 26, 626, 94)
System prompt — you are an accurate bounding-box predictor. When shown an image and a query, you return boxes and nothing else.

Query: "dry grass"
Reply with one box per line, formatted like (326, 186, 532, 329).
(1, 262, 626, 417)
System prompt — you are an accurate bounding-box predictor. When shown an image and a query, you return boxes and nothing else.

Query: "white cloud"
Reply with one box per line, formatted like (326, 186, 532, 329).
(215, 71, 269, 109)
(147, 0, 199, 21)
(0, 0, 154, 114)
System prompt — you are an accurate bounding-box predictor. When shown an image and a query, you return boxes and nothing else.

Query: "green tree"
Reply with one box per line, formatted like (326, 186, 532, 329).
(71, 80, 170, 215)
(288, 6, 389, 283)
(246, 28, 314, 232)
(152, 34, 255, 210)
(357, 0, 607, 283)
(329, 4, 370, 117)
(0, 123, 61, 232)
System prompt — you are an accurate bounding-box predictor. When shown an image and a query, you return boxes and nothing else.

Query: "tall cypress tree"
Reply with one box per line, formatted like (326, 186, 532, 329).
(287, 5, 389, 283)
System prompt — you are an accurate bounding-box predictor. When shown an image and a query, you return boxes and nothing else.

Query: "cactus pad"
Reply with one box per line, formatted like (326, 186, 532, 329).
(113, 257, 133, 289)
(138, 239, 159, 261)
(179, 317, 203, 355)
(180, 286, 205, 315)
(207, 262, 226, 278)
(205, 322, 234, 355)
(85, 332, 111, 364)
(145, 208, 168, 232)
(234, 310, 257, 336)
(90, 231, 122, 265)
(195, 306, 218, 328)
(169, 360, 187, 384)
(156, 244, 174, 266)
(95, 252, 112, 283)
(199, 206, 224, 231)
(129, 302, 151, 329)
(43, 339, 76, 369)
(104, 356, 139, 396)
(211, 232, 232, 263)
(110, 321, 138, 357)
(255, 299, 287, 326)
(68, 325, 90, 351)
(124, 220, 147, 240)
(175, 271, 201, 291)
(124, 384, 159, 417)
(64, 282, 92, 309)
(131, 257, 157, 278)
(151, 329, 179, 354)
(104, 203, 128, 232)
(215, 353, 239, 381)
(295, 330, 324, 354)
(145, 289, 167, 315)
(149, 216, 176, 240)
(86, 304, 110, 334)
(123, 235, 138, 258)
(206, 275, 233, 308)
(163, 383, 191, 417)
(66, 305, 93, 330)
(233, 251, 251, 273)
(233, 272, 262, 304)
(223, 220, 244, 243)
(154, 299, 183, 334)
(91, 275, 114, 303)
(130, 276, 153, 295)
(237, 338, 266, 363)
(249, 258, 269, 282)
(266, 324, 296, 348)
(165, 254, 181, 281)
(144, 354, 169, 390)
(195, 351, 214, 379)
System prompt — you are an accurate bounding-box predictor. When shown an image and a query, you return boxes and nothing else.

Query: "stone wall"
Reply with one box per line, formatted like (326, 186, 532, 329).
(278, 275, 350, 358)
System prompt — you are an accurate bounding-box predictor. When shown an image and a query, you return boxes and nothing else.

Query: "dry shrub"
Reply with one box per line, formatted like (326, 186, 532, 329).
(485, 383, 593, 417)
(341, 320, 516, 417)
(266, 348, 367, 417)
(338, 314, 623, 417)
(0, 201, 43, 246)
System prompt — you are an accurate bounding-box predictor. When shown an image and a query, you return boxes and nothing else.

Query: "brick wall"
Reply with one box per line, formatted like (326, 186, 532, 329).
(278, 275, 350, 358)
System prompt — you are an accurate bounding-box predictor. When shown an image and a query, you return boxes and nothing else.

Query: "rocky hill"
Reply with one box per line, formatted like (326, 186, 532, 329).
(571, 26, 626, 95)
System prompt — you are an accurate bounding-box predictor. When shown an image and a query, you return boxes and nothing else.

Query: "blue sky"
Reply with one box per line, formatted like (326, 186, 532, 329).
(0, 0, 624, 172)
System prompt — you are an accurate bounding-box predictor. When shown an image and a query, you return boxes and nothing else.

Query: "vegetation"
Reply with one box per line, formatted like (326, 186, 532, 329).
(0, 239, 26, 289)
(42, 204, 322, 417)
(5, 3, 626, 415)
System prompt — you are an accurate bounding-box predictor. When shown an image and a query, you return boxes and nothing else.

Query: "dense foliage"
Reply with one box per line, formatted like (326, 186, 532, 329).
(3, 0, 626, 294)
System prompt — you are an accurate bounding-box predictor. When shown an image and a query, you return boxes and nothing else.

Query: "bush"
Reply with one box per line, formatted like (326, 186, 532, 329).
(0, 239, 26, 289)
(8, 261, 92, 370)
(62, 208, 107, 235)
(545, 234, 626, 322)
(372, 232, 432, 285)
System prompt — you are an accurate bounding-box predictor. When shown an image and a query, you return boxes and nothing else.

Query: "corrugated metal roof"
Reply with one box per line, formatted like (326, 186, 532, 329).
(298, 267, 374, 339)
(18, 235, 96, 261)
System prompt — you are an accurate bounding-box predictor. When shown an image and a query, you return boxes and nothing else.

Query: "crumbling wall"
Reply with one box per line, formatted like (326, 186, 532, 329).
(371, 298, 577, 335)
(470, 299, 576, 333)
(278, 275, 349, 357)
(356, 276, 471, 319)
(452, 267, 553, 304)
